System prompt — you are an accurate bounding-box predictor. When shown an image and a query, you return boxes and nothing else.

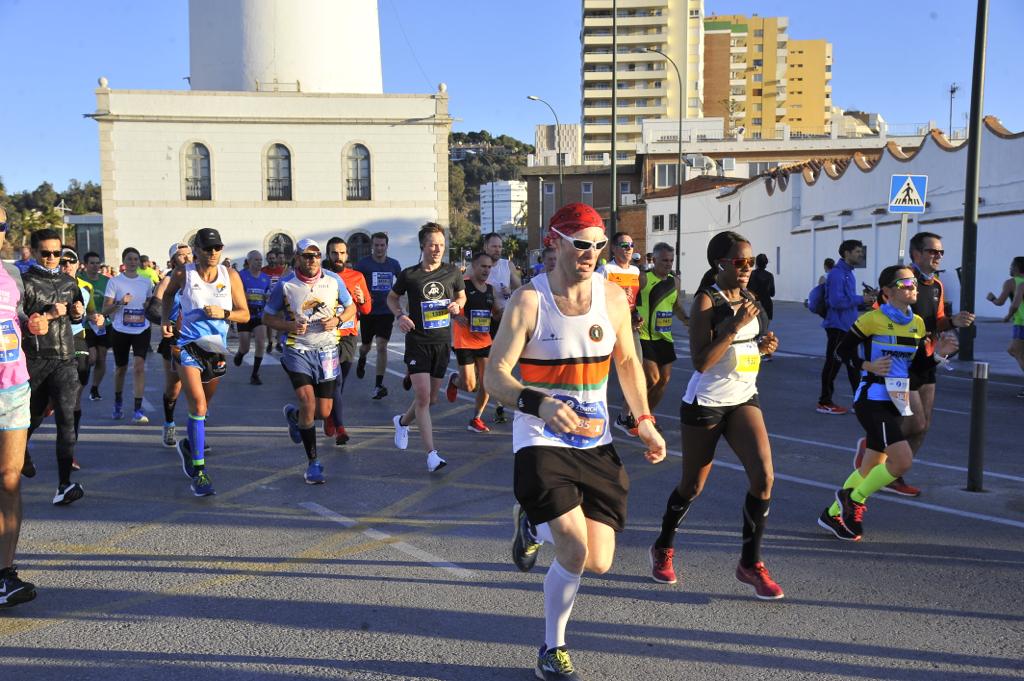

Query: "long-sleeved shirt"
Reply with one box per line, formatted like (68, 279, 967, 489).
(822, 258, 864, 331)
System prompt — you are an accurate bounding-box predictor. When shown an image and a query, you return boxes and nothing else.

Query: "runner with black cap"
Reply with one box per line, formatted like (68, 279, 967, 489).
(161, 228, 248, 497)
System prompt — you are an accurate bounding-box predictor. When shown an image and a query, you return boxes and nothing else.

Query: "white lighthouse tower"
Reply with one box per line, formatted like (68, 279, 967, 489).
(188, 0, 383, 94)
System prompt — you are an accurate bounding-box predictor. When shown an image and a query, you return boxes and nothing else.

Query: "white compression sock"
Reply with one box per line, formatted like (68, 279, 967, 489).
(544, 558, 583, 650)
(534, 522, 555, 545)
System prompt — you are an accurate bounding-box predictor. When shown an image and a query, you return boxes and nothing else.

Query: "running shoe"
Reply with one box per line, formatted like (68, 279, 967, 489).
(445, 373, 458, 403)
(335, 426, 350, 446)
(112, 402, 124, 420)
(817, 507, 859, 541)
(304, 459, 325, 485)
(836, 488, 866, 538)
(467, 417, 490, 433)
(511, 503, 541, 572)
(71, 457, 81, 472)
(283, 404, 302, 444)
(1016, 388, 1024, 399)
(275, 342, 283, 353)
(882, 476, 921, 497)
(266, 341, 273, 354)
(250, 374, 262, 386)
(852, 436, 867, 469)
(535, 646, 579, 681)
(176, 438, 196, 479)
(426, 449, 447, 472)
(0, 566, 37, 608)
(163, 423, 177, 448)
(191, 470, 215, 497)
(735, 561, 785, 600)
(233, 352, 243, 367)
(89, 387, 102, 401)
(393, 414, 409, 450)
(649, 546, 677, 584)
(402, 374, 412, 391)
(356, 356, 367, 379)
(494, 405, 508, 424)
(372, 385, 388, 400)
(132, 409, 149, 424)
(323, 418, 336, 437)
(52, 482, 84, 506)
(816, 402, 848, 415)
(42, 403, 54, 418)
(614, 412, 639, 437)
(21, 451, 36, 478)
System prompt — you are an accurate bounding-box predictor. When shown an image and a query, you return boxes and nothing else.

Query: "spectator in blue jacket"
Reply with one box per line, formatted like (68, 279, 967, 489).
(817, 239, 876, 414)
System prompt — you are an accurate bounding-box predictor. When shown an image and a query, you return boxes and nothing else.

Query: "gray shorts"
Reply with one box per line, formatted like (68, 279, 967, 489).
(281, 345, 340, 385)
(0, 382, 31, 431)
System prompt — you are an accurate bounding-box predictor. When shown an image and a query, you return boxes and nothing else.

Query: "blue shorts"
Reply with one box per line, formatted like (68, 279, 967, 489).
(0, 382, 31, 431)
(1013, 325, 1024, 341)
(281, 346, 340, 386)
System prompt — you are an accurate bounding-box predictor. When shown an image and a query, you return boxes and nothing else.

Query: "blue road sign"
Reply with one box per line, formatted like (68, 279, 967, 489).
(889, 174, 928, 213)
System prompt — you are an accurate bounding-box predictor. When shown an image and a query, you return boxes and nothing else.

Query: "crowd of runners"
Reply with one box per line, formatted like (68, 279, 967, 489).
(1, 200, 1017, 681)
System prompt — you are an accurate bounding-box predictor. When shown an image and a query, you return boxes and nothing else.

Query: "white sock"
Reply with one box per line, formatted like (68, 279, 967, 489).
(534, 522, 555, 545)
(543, 558, 582, 650)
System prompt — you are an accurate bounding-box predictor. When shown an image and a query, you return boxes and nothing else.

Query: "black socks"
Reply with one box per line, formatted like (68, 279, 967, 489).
(375, 374, 384, 388)
(655, 488, 693, 550)
(163, 395, 177, 423)
(299, 426, 317, 460)
(740, 493, 771, 568)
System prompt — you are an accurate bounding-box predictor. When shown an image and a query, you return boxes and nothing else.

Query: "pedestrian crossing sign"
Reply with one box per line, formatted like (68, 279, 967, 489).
(888, 174, 928, 213)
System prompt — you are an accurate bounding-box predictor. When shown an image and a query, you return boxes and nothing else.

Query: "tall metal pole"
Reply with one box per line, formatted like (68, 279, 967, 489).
(490, 182, 496, 234)
(648, 47, 683, 275)
(537, 176, 545, 249)
(948, 82, 959, 137)
(959, 0, 989, 361)
(527, 96, 564, 206)
(610, 0, 618, 232)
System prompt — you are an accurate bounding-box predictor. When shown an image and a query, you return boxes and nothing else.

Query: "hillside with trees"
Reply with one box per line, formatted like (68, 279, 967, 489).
(0, 177, 102, 256)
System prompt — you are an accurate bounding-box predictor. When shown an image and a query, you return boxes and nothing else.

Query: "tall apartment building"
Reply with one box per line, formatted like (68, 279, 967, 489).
(580, 0, 704, 165)
(480, 180, 528, 233)
(533, 123, 583, 167)
(704, 14, 832, 140)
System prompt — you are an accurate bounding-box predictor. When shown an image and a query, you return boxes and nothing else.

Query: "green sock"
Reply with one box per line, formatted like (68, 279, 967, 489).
(851, 464, 897, 504)
(828, 470, 867, 515)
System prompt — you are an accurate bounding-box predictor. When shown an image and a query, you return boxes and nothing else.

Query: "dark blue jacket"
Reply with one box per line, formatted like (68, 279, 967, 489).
(822, 258, 864, 331)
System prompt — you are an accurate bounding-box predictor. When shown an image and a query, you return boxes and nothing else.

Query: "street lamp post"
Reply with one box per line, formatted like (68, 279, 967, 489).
(527, 95, 564, 208)
(646, 47, 683, 274)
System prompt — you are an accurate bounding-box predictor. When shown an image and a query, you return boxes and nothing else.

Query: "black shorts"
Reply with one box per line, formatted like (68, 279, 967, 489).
(514, 444, 630, 532)
(455, 345, 490, 365)
(338, 335, 359, 365)
(641, 338, 677, 366)
(237, 317, 264, 333)
(282, 368, 336, 398)
(360, 314, 395, 344)
(910, 364, 937, 391)
(490, 316, 501, 338)
(854, 398, 907, 452)
(680, 394, 761, 428)
(405, 342, 450, 379)
(157, 332, 179, 362)
(85, 326, 110, 348)
(110, 327, 152, 367)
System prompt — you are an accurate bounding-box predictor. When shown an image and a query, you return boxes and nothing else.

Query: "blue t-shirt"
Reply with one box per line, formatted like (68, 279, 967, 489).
(354, 255, 402, 316)
(14, 259, 36, 274)
(240, 269, 273, 317)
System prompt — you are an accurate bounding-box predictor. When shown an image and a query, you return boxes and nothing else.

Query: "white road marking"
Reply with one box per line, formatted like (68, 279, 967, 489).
(299, 501, 476, 578)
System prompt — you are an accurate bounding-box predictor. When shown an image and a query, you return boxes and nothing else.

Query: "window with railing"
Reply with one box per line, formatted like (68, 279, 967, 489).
(266, 144, 292, 201)
(346, 144, 371, 200)
(185, 143, 211, 200)
(653, 215, 665, 232)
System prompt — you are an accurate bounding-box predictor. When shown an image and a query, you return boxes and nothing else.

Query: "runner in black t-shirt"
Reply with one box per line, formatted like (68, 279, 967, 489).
(387, 223, 466, 472)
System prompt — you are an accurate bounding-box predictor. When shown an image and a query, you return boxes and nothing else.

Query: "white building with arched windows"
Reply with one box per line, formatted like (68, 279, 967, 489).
(90, 0, 451, 268)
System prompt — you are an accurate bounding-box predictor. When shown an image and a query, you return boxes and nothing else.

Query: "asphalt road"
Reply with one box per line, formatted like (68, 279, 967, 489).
(2, 305, 1022, 681)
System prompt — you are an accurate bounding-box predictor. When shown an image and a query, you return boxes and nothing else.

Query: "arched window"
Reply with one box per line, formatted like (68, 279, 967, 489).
(348, 232, 371, 261)
(185, 143, 211, 200)
(267, 232, 295, 261)
(346, 144, 371, 200)
(266, 144, 292, 201)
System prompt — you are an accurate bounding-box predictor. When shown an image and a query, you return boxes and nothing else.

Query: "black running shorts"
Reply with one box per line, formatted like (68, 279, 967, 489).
(360, 314, 395, 344)
(110, 327, 152, 367)
(679, 394, 760, 428)
(854, 398, 907, 452)
(909, 364, 937, 391)
(404, 342, 449, 379)
(514, 444, 630, 532)
(85, 326, 110, 348)
(156, 331, 179, 362)
(641, 338, 677, 366)
(454, 345, 490, 366)
(237, 317, 264, 333)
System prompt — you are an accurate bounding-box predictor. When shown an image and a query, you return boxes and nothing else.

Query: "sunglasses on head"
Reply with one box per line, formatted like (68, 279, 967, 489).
(551, 228, 608, 252)
(201, 244, 223, 253)
(719, 257, 756, 269)
(887, 277, 918, 290)
(38, 249, 62, 259)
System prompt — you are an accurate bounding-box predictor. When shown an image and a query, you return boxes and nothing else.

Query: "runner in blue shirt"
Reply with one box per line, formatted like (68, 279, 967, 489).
(354, 232, 402, 399)
(234, 251, 273, 385)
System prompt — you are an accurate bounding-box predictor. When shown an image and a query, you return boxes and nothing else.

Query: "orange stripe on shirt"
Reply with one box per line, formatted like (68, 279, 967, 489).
(520, 356, 611, 390)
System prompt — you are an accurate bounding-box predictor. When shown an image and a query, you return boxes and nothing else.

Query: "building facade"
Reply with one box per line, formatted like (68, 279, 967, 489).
(533, 124, 583, 167)
(581, 0, 705, 166)
(480, 180, 528, 234)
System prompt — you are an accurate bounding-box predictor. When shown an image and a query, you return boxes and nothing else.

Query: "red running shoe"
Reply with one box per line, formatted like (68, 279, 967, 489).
(335, 426, 350, 446)
(816, 402, 848, 415)
(323, 418, 336, 437)
(649, 546, 677, 584)
(853, 437, 866, 469)
(446, 373, 458, 403)
(467, 418, 490, 433)
(736, 561, 784, 600)
(882, 476, 921, 497)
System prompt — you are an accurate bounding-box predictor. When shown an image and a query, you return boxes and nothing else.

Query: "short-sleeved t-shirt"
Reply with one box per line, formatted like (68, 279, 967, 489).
(454, 280, 495, 350)
(265, 270, 353, 351)
(105, 273, 155, 334)
(355, 255, 402, 315)
(240, 269, 273, 317)
(391, 263, 465, 345)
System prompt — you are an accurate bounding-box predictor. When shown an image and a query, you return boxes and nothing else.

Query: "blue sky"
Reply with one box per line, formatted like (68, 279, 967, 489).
(1, 0, 1021, 194)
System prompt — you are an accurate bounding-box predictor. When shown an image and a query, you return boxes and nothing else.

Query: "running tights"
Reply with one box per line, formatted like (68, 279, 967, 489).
(27, 358, 79, 487)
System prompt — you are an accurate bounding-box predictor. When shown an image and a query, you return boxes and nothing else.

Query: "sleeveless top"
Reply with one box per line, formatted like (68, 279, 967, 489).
(1014, 276, 1024, 326)
(512, 274, 617, 452)
(637, 272, 678, 342)
(0, 264, 29, 390)
(682, 286, 764, 407)
(487, 258, 512, 309)
(178, 264, 232, 353)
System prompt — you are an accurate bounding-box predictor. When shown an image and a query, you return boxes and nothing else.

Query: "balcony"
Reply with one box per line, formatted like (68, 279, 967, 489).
(583, 70, 613, 81)
(267, 178, 292, 201)
(730, 44, 747, 54)
(583, 106, 613, 116)
(346, 178, 370, 201)
(583, 33, 614, 46)
(617, 32, 665, 46)
(615, 14, 668, 27)
(185, 177, 211, 201)
(730, 78, 746, 86)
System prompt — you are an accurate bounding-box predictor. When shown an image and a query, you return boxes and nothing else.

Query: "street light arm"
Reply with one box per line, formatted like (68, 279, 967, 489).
(527, 95, 564, 207)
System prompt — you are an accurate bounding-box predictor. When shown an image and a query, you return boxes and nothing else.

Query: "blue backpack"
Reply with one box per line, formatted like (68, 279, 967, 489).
(807, 282, 828, 318)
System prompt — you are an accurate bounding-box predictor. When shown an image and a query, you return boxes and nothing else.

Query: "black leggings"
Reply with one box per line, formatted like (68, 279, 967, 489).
(819, 327, 860, 404)
(27, 358, 80, 486)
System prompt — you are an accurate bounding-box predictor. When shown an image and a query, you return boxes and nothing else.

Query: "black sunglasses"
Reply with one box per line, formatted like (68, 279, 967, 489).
(38, 249, 62, 259)
(616, 241, 634, 249)
(0, 221, 8, 233)
(201, 244, 224, 253)
(60, 257, 79, 266)
(299, 252, 320, 260)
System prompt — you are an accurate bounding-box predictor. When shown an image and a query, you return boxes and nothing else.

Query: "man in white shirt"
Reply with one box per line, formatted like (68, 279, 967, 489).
(483, 233, 521, 423)
(102, 247, 155, 424)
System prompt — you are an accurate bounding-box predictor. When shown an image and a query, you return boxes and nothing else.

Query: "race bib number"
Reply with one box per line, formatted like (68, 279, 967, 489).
(122, 308, 146, 328)
(470, 308, 491, 333)
(885, 377, 913, 416)
(0, 320, 21, 363)
(655, 310, 673, 332)
(318, 346, 340, 381)
(246, 288, 266, 304)
(542, 395, 607, 448)
(735, 344, 761, 373)
(371, 271, 394, 292)
(421, 300, 451, 329)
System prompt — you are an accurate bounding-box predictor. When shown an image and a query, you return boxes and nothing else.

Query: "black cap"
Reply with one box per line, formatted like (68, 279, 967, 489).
(195, 228, 223, 250)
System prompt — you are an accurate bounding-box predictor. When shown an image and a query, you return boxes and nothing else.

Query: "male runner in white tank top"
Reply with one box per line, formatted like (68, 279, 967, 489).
(483, 232, 521, 423)
(486, 203, 665, 681)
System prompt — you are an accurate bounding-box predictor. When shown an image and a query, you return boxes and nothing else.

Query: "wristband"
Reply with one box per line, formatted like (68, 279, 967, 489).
(636, 414, 656, 427)
(517, 388, 547, 418)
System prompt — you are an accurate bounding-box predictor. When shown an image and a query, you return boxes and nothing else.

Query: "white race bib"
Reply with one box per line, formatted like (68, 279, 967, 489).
(885, 377, 913, 416)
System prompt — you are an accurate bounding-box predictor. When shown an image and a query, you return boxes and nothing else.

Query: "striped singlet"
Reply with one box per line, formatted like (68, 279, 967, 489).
(512, 273, 617, 452)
